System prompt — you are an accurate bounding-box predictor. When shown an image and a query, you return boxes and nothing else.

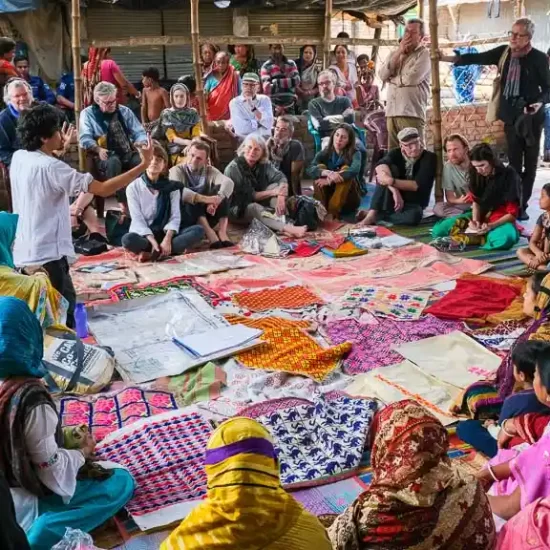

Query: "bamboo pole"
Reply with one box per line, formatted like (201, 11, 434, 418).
(371, 27, 382, 62)
(90, 34, 509, 50)
(71, 0, 84, 171)
(428, 0, 443, 202)
(418, 0, 424, 19)
(190, 0, 209, 136)
(323, 0, 333, 68)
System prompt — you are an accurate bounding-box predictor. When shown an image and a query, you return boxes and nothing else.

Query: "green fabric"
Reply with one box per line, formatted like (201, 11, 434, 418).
(0, 212, 17, 268)
(482, 222, 519, 251)
(431, 211, 472, 238)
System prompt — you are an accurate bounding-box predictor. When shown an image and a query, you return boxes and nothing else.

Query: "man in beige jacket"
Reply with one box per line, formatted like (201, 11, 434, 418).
(379, 18, 431, 149)
(170, 140, 235, 248)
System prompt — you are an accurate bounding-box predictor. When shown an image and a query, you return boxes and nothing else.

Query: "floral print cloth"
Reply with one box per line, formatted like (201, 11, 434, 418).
(325, 315, 462, 374)
(239, 392, 378, 487)
(58, 387, 178, 441)
(341, 286, 432, 321)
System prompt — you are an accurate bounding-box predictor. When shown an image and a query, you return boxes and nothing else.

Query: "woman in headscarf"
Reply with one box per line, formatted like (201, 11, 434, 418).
(295, 45, 319, 113)
(329, 45, 358, 106)
(158, 83, 202, 166)
(201, 42, 220, 80)
(432, 143, 520, 251)
(0, 212, 67, 330)
(0, 296, 135, 550)
(160, 417, 332, 550)
(230, 44, 259, 77)
(307, 123, 362, 220)
(453, 272, 550, 420)
(205, 51, 241, 122)
(122, 141, 204, 261)
(328, 399, 495, 550)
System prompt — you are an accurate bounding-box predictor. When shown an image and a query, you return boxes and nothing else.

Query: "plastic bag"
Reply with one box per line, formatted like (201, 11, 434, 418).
(51, 528, 104, 549)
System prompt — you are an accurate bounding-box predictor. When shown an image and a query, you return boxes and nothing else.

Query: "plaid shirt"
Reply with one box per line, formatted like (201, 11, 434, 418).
(260, 56, 300, 96)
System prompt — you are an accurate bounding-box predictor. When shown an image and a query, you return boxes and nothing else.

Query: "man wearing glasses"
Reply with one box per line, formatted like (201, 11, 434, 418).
(441, 17, 550, 221)
(357, 127, 436, 226)
(229, 72, 273, 140)
(79, 81, 147, 214)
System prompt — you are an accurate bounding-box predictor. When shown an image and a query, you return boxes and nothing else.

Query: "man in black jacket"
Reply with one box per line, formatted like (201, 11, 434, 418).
(441, 17, 550, 220)
(357, 127, 436, 226)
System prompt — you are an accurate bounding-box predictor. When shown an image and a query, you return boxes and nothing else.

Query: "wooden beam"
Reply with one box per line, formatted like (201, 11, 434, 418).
(429, 0, 443, 202)
(71, 0, 84, 171)
(90, 34, 509, 50)
(371, 27, 382, 62)
(90, 35, 401, 48)
(190, 0, 209, 136)
(323, 0, 332, 68)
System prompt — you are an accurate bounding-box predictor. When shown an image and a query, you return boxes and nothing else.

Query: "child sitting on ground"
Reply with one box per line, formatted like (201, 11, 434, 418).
(517, 183, 550, 271)
(456, 340, 550, 458)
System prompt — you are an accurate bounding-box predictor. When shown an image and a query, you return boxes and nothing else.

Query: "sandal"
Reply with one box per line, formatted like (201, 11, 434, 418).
(220, 240, 234, 248)
(210, 241, 225, 250)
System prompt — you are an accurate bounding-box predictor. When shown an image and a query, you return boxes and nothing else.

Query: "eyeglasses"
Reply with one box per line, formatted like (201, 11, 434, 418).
(98, 98, 117, 107)
(242, 82, 256, 86)
(508, 31, 530, 38)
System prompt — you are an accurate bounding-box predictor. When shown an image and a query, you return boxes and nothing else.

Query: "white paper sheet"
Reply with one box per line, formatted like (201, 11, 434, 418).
(177, 325, 263, 357)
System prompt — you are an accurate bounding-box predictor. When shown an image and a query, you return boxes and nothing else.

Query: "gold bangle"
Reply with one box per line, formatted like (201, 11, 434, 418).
(487, 464, 499, 483)
(501, 420, 515, 438)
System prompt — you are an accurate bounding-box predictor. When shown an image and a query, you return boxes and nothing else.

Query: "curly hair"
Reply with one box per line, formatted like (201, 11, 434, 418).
(16, 104, 62, 151)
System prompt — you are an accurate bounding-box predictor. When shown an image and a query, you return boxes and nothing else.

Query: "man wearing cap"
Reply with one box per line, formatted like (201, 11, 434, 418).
(229, 72, 274, 140)
(357, 127, 436, 226)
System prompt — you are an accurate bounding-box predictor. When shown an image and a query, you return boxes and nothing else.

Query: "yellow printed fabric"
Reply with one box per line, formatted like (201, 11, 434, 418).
(0, 266, 68, 330)
(225, 315, 351, 381)
(160, 417, 332, 550)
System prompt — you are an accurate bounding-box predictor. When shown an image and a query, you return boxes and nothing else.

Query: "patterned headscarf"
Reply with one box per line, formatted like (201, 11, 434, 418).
(329, 400, 495, 550)
(160, 417, 330, 550)
(158, 83, 200, 135)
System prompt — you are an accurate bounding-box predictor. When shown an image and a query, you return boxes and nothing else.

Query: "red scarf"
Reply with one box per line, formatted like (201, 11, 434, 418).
(207, 65, 239, 121)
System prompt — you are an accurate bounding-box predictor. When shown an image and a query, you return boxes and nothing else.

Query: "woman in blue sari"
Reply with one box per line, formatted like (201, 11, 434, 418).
(0, 296, 135, 549)
(307, 123, 362, 219)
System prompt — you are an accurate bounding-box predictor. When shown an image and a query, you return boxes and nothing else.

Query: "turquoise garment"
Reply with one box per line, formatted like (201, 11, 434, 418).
(0, 211, 17, 268)
(27, 469, 135, 550)
(204, 73, 242, 94)
(0, 296, 44, 378)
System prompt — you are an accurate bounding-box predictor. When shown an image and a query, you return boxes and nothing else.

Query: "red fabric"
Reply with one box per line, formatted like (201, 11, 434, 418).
(425, 277, 521, 321)
(488, 202, 520, 223)
(293, 242, 322, 257)
(207, 66, 239, 121)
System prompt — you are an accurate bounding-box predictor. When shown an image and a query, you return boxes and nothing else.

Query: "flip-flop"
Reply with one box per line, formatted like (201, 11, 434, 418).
(220, 240, 234, 248)
(210, 241, 225, 250)
(150, 249, 161, 262)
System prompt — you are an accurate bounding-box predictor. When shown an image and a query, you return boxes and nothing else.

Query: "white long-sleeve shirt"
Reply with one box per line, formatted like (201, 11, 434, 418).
(126, 177, 182, 236)
(229, 94, 274, 139)
(11, 404, 85, 532)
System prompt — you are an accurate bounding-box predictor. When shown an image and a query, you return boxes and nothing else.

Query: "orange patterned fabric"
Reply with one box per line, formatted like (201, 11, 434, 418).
(225, 315, 351, 381)
(232, 286, 324, 312)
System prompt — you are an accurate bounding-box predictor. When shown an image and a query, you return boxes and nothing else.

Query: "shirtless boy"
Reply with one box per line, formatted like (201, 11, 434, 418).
(141, 67, 169, 128)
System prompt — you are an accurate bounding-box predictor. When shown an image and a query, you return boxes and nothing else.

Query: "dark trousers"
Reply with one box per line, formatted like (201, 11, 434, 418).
(121, 226, 205, 255)
(181, 199, 229, 230)
(505, 111, 544, 211)
(44, 257, 76, 329)
(456, 420, 498, 458)
(0, 472, 30, 550)
(97, 152, 141, 204)
(370, 185, 424, 226)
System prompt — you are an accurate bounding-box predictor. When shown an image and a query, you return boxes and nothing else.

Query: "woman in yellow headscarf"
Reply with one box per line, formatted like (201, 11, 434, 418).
(160, 417, 332, 550)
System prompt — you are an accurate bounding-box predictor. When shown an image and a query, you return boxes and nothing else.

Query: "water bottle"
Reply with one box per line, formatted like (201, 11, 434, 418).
(74, 303, 89, 339)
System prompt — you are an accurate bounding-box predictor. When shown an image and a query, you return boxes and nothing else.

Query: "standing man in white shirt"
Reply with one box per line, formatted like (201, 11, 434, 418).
(379, 18, 431, 149)
(11, 104, 153, 328)
(229, 72, 273, 140)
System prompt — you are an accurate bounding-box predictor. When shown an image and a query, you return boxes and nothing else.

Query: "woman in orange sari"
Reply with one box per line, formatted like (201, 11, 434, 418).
(204, 52, 241, 122)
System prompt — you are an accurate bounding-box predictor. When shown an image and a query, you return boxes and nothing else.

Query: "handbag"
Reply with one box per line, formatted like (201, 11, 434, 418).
(486, 47, 510, 123)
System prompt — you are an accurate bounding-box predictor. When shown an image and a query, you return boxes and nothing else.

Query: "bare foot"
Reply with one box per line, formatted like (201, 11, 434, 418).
(357, 213, 376, 227)
(284, 225, 308, 238)
(217, 231, 230, 242)
(138, 251, 152, 263)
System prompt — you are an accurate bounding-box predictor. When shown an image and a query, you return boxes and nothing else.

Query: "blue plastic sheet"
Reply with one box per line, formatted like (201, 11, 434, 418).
(0, 0, 39, 13)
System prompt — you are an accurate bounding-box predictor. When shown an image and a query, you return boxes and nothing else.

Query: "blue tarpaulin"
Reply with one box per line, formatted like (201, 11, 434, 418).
(0, 0, 40, 13)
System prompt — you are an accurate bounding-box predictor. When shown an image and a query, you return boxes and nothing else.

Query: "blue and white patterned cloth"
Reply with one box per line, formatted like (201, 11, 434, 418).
(253, 393, 378, 487)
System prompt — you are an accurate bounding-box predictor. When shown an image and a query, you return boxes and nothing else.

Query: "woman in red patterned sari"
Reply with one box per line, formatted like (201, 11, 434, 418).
(204, 51, 241, 122)
(328, 399, 495, 550)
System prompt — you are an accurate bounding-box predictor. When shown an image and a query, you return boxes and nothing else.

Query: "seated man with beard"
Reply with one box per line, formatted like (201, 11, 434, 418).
(79, 81, 147, 214)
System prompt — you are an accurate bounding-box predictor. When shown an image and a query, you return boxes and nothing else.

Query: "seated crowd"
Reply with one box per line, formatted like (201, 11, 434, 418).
(2, 16, 550, 550)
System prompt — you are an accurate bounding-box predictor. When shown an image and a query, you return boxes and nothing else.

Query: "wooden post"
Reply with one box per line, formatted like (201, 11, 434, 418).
(191, 0, 209, 135)
(71, 0, 84, 171)
(323, 0, 332, 68)
(428, 0, 443, 202)
(418, 0, 424, 19)
(371, 27, 382, 62)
